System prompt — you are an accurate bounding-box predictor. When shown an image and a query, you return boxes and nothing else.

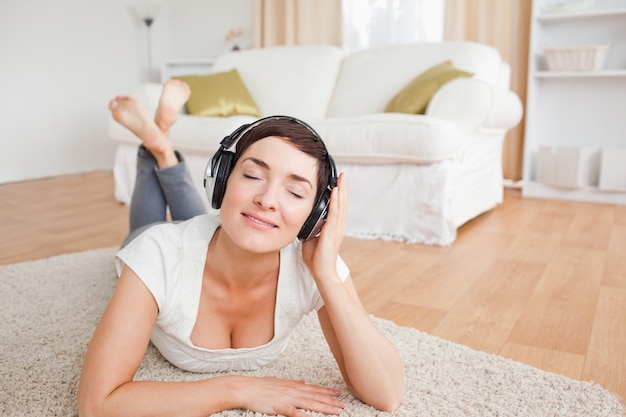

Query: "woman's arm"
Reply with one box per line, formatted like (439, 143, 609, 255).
(302, 173, 404, 411)
(78, 265, 237, 416)
(316, 278, 404, 411)
(78, 266, 345, 417)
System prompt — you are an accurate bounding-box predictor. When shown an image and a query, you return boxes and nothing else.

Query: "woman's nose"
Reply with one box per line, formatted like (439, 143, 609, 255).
(253, 184, 277, 211)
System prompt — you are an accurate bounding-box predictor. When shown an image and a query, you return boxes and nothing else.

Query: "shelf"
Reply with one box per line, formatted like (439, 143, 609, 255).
(537, 8, 626, 22)
(523, 0, 626, 205)
(522, 181, 626, 205)
(533, 70, 626, 78)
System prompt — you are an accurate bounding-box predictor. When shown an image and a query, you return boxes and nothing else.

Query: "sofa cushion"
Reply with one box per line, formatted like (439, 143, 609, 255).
(327, 41, 502, 118)
(211, 45, 344, 119)
(384, 60, 473, 115)
(174, 69, 260, 117)
(427, 78, 523, 131)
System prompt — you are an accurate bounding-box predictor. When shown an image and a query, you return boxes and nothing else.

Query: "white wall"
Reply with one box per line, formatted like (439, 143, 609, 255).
(0, 0, 253, 184)
(168, 0, 254, 60)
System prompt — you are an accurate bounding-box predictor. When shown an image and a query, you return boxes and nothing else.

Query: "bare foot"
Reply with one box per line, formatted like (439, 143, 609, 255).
(155, 79, 191, 133)
(109, 96, 178, 167)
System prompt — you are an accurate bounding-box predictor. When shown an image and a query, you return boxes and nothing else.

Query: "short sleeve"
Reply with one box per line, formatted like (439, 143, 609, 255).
(114, 224, 183, 312)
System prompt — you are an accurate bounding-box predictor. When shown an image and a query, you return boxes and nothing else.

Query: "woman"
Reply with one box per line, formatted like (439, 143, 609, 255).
(78, 79, 404, 417)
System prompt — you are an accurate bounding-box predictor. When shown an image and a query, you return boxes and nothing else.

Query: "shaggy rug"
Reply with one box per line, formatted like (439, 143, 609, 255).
(0, 247, 623, 417)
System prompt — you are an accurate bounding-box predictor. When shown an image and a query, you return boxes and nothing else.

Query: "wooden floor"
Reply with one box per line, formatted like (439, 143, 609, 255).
(1, 171, 624, 402)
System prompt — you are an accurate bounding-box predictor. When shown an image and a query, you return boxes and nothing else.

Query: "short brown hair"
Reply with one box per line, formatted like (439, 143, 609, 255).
(234, 117, 332, 203)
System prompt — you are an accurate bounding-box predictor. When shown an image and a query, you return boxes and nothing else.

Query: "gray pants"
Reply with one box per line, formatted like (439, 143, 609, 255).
(121, 145, 207, 248)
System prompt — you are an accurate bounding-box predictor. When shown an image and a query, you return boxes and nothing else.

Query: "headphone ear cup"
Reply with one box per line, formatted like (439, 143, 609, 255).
(298, 188, 331, 241)
(211, 151, 235, 209)
(204, 158, 215, 207)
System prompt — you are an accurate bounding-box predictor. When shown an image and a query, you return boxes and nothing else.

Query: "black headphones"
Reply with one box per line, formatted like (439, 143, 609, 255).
(204, 115, 337, 241)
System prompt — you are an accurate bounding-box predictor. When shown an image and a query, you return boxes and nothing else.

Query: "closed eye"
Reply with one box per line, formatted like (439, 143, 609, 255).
(288, 190, 304, 199)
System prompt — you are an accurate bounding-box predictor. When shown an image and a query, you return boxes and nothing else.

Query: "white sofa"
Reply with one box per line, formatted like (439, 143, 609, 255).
(109, 42, 523, 245)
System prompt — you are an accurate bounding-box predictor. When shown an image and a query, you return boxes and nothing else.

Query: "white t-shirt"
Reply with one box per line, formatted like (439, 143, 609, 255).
(115, 214, 350, 373)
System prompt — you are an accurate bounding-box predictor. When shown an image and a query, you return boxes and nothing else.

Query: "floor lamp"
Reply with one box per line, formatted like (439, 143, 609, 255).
(130, 1, 163, 81)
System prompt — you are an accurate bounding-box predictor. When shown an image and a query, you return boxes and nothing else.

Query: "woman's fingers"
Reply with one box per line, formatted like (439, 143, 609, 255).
(240, 377, 346, 416)
(285, 381, 345, 416)
(323, 172, 347, 243)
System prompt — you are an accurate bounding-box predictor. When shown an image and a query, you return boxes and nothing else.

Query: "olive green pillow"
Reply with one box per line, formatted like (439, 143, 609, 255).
(385, 61, 473, 115)
(174, 69, 261, 117)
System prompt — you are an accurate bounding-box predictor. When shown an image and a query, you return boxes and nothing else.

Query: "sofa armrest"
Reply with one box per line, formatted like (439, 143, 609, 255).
(426, 78, 523, 132)
(497, 62, 512, 90)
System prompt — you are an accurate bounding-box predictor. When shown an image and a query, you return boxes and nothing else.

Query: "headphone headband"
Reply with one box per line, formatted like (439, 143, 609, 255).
(218, 115, 325, 152)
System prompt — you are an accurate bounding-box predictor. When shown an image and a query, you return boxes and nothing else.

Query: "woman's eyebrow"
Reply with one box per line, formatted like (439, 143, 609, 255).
(243, 157, 313, 189)
(243, 156, 270, 170)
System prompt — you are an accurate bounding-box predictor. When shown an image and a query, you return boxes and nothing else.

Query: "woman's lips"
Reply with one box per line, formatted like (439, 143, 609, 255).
(242, 213, 277, 229)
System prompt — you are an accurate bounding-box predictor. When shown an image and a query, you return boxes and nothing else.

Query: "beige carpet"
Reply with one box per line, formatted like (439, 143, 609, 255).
(0, 247, 624, 417)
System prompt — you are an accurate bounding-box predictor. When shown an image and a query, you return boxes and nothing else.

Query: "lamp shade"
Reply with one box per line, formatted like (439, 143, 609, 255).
(129, 1, 164, 24)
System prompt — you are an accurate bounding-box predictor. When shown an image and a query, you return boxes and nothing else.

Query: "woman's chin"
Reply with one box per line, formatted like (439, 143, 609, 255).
(229, 228, 295, 254)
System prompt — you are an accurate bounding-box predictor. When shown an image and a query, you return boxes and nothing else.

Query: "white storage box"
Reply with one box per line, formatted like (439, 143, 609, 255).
(599, 148, 626, 191)
(536, 146, 600, 188)
(545, 44, 610, 72)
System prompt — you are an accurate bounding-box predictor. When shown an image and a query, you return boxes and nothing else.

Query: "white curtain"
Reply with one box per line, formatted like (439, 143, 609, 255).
(342, 0, 445, 54)
(254, 0, 342, 48)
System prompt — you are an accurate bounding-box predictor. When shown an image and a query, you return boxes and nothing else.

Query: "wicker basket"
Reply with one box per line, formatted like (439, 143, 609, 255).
(545, 43, 610, 72)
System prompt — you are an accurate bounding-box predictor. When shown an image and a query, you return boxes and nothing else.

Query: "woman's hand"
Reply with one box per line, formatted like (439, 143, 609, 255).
(237, 377, 346, 417)
(302, 172, 347, 280)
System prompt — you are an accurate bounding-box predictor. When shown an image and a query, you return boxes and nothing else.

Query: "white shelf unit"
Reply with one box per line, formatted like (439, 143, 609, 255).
(522, 0, 626, 205)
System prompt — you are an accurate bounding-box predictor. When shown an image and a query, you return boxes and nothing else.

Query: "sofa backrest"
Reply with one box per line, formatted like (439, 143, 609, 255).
(326, 41, 504, 118)
(211, 45, 344, 119)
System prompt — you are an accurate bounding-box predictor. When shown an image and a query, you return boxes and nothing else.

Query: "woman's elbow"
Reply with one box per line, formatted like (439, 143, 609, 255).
(355, 370, 404, 412)
(374, 354, 404, 411)
(380, 394, 404, 412)
(369, 384, 404, 412)
(77, 385, 106, 417)
(77, 399, 99, 417)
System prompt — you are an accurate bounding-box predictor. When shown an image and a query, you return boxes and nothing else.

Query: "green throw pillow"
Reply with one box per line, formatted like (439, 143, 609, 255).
(174, 69, 261, 117)
(385, 61, 473, 115)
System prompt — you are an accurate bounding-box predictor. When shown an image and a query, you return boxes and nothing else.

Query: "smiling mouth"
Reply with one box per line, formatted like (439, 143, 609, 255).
(243, 213, 277, 229)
